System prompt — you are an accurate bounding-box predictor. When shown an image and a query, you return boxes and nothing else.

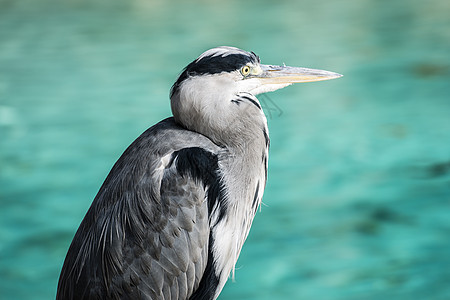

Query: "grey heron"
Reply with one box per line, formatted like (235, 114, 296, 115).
(57, 46, 342, 300)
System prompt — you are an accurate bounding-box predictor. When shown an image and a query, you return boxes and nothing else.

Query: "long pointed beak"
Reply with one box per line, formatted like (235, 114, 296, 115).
(257, 64, 343, 84)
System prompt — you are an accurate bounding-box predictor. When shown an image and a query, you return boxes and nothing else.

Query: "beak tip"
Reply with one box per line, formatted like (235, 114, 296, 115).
(330, 72, 343, 79)
(325, 72, 343, 81)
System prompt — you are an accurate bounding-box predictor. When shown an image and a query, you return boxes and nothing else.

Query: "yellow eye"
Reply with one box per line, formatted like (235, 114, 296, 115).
(241, 65, 251, 76)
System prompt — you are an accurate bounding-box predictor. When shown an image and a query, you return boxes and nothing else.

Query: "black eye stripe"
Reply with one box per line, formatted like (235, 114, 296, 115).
(189, 54, 256, 76)
(171, 50, 260, 97)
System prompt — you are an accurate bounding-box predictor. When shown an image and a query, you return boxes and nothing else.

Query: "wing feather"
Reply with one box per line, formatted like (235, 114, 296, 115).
(56, 118, 222, 300)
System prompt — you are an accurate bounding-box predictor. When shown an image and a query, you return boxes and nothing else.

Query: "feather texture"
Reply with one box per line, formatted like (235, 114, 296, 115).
(58, 46, 274, 300)
(57, 118, 223, 300)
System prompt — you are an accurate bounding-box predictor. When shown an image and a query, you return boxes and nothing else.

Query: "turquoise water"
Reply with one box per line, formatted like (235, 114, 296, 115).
(1, 0, 449, 299)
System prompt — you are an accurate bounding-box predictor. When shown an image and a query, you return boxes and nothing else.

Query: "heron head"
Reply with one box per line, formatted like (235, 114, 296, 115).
(170, 46, 342, 145)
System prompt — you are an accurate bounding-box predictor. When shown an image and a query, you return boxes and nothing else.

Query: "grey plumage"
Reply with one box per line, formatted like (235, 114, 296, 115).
(58, 118, 221, 299)
(57, 46, 341, 300)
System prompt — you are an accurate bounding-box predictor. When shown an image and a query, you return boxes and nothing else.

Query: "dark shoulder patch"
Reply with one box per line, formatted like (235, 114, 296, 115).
(172, 147, 227, 223)
(172, 147, 218, 186)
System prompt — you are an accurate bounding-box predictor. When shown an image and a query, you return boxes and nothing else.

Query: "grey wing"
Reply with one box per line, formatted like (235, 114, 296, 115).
(56, 119, 222, 300)
(117, 156, 210, 299)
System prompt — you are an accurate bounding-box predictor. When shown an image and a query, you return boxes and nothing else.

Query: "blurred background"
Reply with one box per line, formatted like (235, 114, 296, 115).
(1, 0, 449, 299)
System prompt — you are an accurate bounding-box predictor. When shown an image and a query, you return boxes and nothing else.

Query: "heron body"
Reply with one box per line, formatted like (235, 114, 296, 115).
(57, 46, 341, 300)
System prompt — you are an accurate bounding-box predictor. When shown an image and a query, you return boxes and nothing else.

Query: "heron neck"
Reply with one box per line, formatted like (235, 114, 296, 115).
(211, 120, 269, 296)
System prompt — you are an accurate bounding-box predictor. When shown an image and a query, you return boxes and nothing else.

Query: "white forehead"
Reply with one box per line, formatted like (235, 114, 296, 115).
(196, 46, 249, 62)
